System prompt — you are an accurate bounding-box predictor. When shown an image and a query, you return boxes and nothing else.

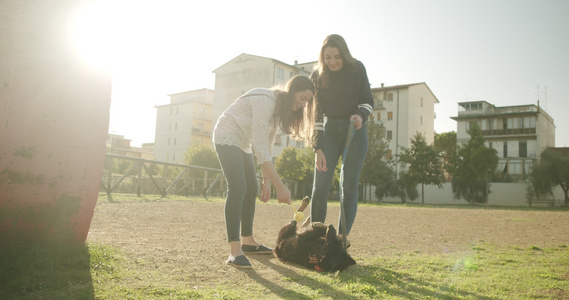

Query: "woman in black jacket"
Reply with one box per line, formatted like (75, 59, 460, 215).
(308, 34, 374, 243)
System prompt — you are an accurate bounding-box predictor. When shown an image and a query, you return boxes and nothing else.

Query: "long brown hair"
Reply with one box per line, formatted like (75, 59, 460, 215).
(316, 34, 357, 88)
(274, 75, 316, 144)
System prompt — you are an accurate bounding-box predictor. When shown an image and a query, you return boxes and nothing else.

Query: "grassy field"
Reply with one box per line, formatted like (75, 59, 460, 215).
(1, 196, 568, 299)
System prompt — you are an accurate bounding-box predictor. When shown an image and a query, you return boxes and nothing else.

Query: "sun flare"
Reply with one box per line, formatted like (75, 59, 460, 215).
(71, 2, 119, 71)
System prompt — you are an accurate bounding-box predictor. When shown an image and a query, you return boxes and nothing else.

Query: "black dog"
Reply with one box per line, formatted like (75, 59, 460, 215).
(273, 220, 356, 272)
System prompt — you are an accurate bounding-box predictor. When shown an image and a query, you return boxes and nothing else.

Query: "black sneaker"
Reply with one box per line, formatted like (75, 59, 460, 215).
(226, 255, 252, 268)
(242, 244, 273, 254)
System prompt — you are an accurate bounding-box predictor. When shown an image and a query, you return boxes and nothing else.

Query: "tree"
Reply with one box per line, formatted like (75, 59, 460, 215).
(399, 132, 445, 205)
(361, 116, 387, 202)
(275, 146, 314, 198)
(185, 145, 220, 178)
(450, 124, 498, 205)
(528, 148, 569, 206)
(434, 131, 457, 181)
(470, 146, 499, 207)
(368, 146, 399, 201)
(275, 147, 307, 181)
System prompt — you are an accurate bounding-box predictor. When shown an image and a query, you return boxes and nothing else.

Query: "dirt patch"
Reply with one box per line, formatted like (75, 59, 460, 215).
(87, 198, 569, 289)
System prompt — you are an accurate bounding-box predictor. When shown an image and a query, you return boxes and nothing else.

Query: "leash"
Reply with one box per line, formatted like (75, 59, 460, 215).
(339, 120, 356, 251)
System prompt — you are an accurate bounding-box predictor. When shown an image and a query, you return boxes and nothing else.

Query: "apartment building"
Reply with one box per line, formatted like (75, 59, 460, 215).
(370, 83, 439, 174)
(212, 53, 314, 157)
(106, 134, 154, 160)
(154, 88, 214, 163)
(451, 100, 555, 181)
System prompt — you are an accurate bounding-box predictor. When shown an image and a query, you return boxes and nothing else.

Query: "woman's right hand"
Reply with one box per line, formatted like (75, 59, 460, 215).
(260, 179, 271, 203)
(276, 185, 292, 205)
(315, 149, 328, 172)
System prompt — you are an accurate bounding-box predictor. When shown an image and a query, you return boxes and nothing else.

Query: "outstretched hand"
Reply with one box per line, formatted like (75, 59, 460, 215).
(276, 186, 292, 205)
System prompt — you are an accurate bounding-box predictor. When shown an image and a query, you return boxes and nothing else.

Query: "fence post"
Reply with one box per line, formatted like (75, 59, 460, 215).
(185, 166, 190, 197)
(106, 156, 114, 202)
(203, 170, 208, 196)
(136, 161, 142, 197)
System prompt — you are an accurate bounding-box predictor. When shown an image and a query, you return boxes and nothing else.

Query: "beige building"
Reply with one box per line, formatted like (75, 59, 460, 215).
(212, 53, 315, 157)
(154, 89, 214, 163)
(106, 134, 154, 160)
(370, 83, 439, 174)
(451, 100, 555, 181)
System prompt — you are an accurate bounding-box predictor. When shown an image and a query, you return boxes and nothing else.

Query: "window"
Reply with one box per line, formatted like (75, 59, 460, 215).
(387, 149, 392, 159)
(508, 160, 522, 175)
(503, 118, 507, 129)
(420, 115, 423, 125)
(276, 67, 284, 79)
(387, 130, 392, 140)
(175, 122, 178, 130)
(519, 141, 527, 157)
(377, 112, 381, 120)
(524, 160, 533, 175)
(372, 93, 383, 107)
(176, 107, 179, 115)
(529, 116, 536, 128)
(387, 111, 393, 121)
(489, 142, 493, 149)
(503, 142, 508, 158)
(420, 97, 423, 107)
(174, 138, 177, 145)
(387, 93, 393, 102)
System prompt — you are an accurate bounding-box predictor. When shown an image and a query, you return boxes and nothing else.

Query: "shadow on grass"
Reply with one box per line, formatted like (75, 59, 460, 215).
(343, 264, 496, 299)
(0, 244, 94, 299)
(248, 255, 359, 299)
(247, 256, 497, 299)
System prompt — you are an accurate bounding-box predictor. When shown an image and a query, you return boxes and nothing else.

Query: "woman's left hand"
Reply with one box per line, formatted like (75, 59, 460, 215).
(350, 114, 363, 130)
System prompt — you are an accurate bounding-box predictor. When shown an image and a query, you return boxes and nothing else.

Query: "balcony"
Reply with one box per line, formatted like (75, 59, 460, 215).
(191, 128, 211, 136)
(192, 113, 209, 120)
(482, 128, 536, 136)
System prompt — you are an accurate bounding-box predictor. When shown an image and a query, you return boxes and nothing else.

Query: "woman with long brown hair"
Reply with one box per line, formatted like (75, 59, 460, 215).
(309, 34, 374, 246)
(213, 75, 315, 268)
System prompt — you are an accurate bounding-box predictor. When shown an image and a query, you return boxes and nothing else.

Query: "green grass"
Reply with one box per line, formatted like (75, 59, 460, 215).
(1, 242, 567, 299)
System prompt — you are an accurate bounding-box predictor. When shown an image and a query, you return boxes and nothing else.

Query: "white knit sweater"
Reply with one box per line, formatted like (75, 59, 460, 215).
(213, 88, 279, 165)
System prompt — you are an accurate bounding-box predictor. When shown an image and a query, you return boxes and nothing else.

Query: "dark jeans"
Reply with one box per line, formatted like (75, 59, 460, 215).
(310, 118, 368, 236)
(215, 144, 258, 242)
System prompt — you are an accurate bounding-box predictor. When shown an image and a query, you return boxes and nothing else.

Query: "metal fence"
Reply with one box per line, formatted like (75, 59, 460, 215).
(100, 154, 298, 201)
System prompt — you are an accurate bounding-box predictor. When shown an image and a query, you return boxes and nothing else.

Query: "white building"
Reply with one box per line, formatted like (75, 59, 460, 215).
(154, 89, 214, 163)
(451, 100, 555, 181)
(370, 83, 439, 174)
(212, 53, 315, 157)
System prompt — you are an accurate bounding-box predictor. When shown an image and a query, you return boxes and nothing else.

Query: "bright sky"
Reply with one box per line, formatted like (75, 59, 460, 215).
(74, 0, 569, 147)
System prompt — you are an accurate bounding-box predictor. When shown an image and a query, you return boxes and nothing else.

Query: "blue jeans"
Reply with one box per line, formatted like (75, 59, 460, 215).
(310, 118, 368, 236)
(215, 144, 258, 242)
